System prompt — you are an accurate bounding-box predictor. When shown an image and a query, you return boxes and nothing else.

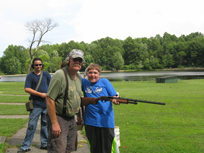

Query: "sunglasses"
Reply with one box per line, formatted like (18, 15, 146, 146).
(72, 58, 83, 63)
(34, 64, 43, 66)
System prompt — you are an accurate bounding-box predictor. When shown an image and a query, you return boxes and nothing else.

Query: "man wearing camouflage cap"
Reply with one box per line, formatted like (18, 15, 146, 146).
(46, 49, 84, 153)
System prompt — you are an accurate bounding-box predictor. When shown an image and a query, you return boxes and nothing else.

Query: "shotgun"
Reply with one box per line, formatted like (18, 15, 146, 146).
(81, 96, 165, 106)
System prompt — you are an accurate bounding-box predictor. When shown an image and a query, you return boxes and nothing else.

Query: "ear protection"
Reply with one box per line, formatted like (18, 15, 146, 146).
(66, 56, 70, 65)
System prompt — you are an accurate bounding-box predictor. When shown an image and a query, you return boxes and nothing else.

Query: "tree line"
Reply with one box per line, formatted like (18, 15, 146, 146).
(0, 31, 204, 75)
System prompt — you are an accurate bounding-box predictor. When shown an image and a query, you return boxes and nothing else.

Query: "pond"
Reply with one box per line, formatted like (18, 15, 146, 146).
(101, 70, 204, 81)
(0, 70, 204, 82)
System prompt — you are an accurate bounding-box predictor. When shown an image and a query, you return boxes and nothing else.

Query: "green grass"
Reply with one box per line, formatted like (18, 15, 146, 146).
(0, 119, 28, 153)
(0, 90, 28, 95)
(0, 119, 28, 137)
(0, 105, 29, 115)
(0, 143, 7, 153)
(0, 82, 26, 94)
(1, 80, 204, 153)
(112, 80, 204, 153)
(0, 96, 28, 103)
(0, 82, 30, 152)
(0, 82, 28, 103)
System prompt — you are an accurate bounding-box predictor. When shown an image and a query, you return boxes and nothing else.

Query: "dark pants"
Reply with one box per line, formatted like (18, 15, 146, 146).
(47, 115, 77, 153)
(85, 125, 114, 153)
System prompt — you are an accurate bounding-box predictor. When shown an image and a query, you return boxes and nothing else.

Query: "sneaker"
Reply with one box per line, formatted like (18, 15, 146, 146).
(17, 148, 31, 153)
(40, 146, 47, 150)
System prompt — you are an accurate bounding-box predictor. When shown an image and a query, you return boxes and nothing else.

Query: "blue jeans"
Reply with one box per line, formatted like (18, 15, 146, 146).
(21, 107, 48, 150)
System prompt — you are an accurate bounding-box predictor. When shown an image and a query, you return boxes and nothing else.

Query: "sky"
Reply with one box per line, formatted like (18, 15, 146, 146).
(1, 0, 204, 57)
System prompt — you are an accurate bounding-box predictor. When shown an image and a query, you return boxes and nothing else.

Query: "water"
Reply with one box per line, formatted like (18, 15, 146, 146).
(0, 70, 204, 82)
(100, 70, 204, 81)
(0, 75, 27, 82)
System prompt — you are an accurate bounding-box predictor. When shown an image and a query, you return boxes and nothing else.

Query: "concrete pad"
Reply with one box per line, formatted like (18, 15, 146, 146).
(7, 127, 42, 146)
(73, 131, 90, 153)
(0, 136, 6, 144)
(6, 120, 90, 153)
(0, 103, 25, 105)
(0, 115, 29, 119)
(5, 146, 47, 153)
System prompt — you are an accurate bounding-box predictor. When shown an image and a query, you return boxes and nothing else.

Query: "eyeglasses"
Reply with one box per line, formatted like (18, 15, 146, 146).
(72, 58, 83, 63)
(34, 64, 43, 66)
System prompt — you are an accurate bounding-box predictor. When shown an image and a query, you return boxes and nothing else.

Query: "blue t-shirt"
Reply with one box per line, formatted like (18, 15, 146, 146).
(25, 71, 51, 108)
(82, 78, 117, 128)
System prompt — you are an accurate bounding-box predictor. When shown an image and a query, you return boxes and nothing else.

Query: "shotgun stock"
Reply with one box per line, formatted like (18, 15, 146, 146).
(81, 96, 165, 105)
(81, 97, 101, 106)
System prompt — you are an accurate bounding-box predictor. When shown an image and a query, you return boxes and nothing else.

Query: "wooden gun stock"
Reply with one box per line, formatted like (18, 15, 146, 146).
(81, 97, 101, 106)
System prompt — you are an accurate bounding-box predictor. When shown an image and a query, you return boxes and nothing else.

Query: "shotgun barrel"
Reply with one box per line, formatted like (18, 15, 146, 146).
(100, 96, 165, 105)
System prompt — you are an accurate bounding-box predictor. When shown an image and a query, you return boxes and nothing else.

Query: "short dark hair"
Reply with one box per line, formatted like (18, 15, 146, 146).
(32, 57, 42, 65)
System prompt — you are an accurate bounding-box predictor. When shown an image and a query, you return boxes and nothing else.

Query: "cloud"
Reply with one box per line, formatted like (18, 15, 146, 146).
(0, 0, 82, 56)
(0, 19, 28, 46)
(1, 0, 204, 58)
(68, 0, 204, 43)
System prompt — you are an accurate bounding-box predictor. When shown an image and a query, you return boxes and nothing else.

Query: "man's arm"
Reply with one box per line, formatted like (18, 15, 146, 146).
(25, 88, 47, 98)
(46, 96, 61, 137)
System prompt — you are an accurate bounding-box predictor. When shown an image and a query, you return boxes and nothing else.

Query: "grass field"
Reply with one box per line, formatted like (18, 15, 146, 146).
(0, 82, 29, 153)
(0, 119, 29, 153)
(0, 82, 26, 94)
(0, 80, 204, 153)
(0, 105, 29, 115)
(0, 119, 29, 137)
(112, 80, 204, 153)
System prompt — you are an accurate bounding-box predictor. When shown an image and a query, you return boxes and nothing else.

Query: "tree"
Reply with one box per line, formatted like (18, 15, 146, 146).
(26, 18, 58, 74)
(143, 58, 151, 69)
(149, 55, 160, 69)
(177, 51, 186, 66)
(136, 61, 144, 69)
(39, 44, 59, 57)
(39, 54, 50, 71)
(0, 45, 29, 74)
(102, 46, 114, 68)
(112, 52, 124, 70)
(35, 49, 49, 57)
(3, 57, 21, 74)
(123, 37, 139, 65)
(84, 53, 95, 68)
(166, 53, 174, 68)
(48, 56, 62, 73)
(89, 45, 103, 66)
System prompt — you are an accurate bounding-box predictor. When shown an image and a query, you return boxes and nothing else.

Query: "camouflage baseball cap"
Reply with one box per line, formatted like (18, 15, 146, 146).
(69, 49, 85, 62)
